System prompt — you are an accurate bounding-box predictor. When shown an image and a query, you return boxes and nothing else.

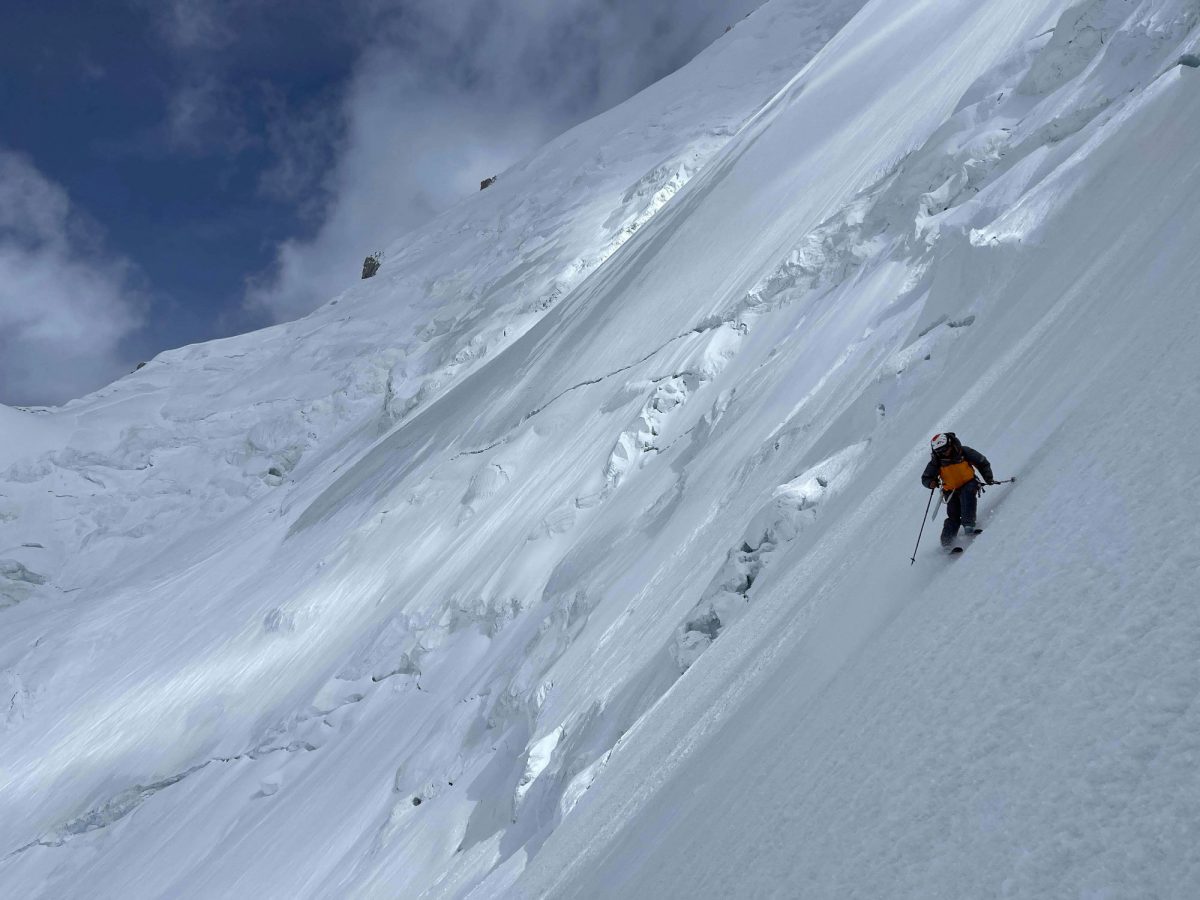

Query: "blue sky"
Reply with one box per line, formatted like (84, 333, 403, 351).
(0, 0, 760, 405)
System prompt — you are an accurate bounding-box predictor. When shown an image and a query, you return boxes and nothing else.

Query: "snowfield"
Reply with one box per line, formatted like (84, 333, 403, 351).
(3, 0, 1200, 897)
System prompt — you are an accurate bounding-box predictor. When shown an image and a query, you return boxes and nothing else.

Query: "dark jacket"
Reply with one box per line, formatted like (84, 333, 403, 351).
(921, 445, 993, 490)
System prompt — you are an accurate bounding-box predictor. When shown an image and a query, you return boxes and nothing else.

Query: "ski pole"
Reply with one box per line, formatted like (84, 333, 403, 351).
(910, 485, 937, 565)
(987, 476, 1017, 485)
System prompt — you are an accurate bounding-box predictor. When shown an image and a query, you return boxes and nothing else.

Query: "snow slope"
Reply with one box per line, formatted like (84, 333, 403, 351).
(4, 0, 1200, 897)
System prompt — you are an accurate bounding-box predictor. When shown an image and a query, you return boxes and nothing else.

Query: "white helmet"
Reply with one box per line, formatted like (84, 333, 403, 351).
(931, 433, 950, 451)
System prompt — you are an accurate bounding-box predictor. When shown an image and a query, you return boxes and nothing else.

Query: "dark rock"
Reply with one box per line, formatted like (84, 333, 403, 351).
(361, 254, 381, 279)
(480, 176, 497, 191)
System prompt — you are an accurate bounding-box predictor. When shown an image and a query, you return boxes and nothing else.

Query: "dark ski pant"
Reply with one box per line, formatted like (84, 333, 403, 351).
(941, 481, 979, 545)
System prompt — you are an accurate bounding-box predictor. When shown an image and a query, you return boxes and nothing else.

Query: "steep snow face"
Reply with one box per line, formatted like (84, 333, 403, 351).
(0, 0, 856, 613)
(4, 0, 1200, 897)
(1, 1, 870, 893)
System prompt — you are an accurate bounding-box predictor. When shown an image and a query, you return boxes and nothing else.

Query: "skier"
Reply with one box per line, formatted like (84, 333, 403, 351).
(921, 433, 994, 549)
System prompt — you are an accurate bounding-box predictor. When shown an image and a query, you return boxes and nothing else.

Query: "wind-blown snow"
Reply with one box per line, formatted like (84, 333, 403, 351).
(3, 0, 1200, 897)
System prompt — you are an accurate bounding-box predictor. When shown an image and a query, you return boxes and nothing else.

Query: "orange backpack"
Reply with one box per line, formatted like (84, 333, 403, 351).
(939, 459, 977, 491)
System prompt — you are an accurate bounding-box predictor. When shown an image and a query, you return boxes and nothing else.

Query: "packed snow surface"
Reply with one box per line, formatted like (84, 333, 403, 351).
(3, 0, 1200, 897)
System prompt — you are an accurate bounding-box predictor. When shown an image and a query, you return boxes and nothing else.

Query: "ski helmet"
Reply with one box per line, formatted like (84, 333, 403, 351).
(931, 433, 950, 451)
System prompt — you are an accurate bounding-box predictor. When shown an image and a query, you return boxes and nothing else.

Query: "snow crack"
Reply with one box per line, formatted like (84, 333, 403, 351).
(672, 443, 867, 671)
(4, 742, 318, 859)
(451, 319, 730, 459)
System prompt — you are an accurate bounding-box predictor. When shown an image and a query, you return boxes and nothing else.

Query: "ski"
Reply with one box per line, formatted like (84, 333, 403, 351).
(948, 530, 983, 555)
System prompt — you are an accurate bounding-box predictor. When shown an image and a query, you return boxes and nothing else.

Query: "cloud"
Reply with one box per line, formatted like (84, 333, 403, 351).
(138, 0, 282, 159)
(149, 0, 239, 51)
(246, 55, 550, 319)
(165, 75, 255, 155)
(256, 82, 347, 219)
(0, 149, 145, 406)
(246, 0, 762, 321)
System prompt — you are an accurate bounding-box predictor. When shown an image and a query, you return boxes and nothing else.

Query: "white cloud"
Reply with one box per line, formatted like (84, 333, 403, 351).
(247, 52, 550, 320)
(165, 76, 254, 155)
(246, 0, 762, 322)
(256, 83, 346, 218)
(151, 0, 238, 51)
(0, 149, 145, 406)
